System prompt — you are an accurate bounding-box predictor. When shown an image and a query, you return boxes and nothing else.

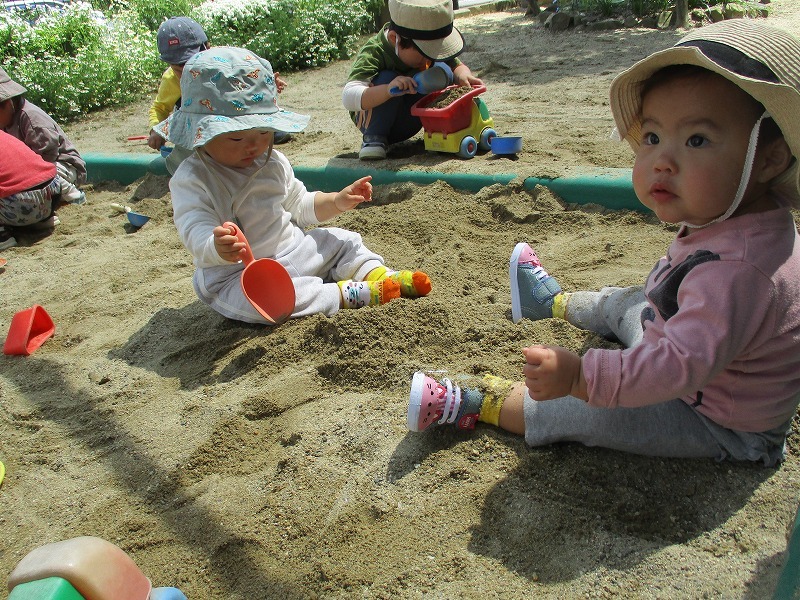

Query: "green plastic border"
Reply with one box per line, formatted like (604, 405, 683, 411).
(83, 153, 642, 212)
(775, 502, 800, 600)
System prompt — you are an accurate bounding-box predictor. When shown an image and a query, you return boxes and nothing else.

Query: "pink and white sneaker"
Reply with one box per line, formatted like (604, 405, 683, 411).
(407, 371, 464, 432)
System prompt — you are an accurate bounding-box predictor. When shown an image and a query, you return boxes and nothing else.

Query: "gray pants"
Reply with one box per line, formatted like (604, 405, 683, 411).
(523, 287, 789, 465)
(193, 226, 383, 324)
(0, 177, 59, 226)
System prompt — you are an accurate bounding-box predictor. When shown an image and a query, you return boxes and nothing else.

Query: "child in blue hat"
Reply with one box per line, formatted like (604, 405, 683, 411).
(147, 17, 291, 174)
(155, 47, 431, 323)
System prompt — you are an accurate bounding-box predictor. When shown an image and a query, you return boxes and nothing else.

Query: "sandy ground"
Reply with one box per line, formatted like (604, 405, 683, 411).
(2, 3, 800, 598)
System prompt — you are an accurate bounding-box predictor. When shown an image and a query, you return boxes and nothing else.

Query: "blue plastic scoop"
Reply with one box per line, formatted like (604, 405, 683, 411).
(390, 62, 453, 95)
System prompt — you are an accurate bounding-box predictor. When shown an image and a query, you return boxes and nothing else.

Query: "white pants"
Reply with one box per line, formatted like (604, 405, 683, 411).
(193, 226, 384, 324)
(56, 162, 85, 204)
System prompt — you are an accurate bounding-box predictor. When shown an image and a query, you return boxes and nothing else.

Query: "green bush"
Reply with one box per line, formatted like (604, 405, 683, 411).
(1, 3, 105, 61)
(101, 0, 200, 31)
(0, 0, 381, 121)
(192, 0, 374, 72)
(1, 6, 162, 121)
(627, 0, 670, 17)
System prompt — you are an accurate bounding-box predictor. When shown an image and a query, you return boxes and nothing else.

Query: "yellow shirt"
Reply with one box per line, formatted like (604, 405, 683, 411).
(148, 68, 182, 128)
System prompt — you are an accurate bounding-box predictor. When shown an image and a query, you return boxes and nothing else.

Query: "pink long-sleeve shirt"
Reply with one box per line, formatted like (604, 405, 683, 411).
(583, 206, 800, 433)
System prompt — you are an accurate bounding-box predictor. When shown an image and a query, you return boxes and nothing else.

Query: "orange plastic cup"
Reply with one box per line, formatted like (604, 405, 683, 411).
(3, 305, 55, 356)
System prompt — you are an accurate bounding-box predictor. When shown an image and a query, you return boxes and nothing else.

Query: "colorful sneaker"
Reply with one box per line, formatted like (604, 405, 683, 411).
(408, 372, 463, 432)
(509, 242, 562, 323)
(407, 370, 486, 433)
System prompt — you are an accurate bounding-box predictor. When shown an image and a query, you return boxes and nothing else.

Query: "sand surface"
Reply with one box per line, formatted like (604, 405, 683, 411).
(2, 4, 800, 598)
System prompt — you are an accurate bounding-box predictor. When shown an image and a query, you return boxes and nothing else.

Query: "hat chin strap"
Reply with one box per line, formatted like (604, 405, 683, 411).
(684, 111, 770, 229)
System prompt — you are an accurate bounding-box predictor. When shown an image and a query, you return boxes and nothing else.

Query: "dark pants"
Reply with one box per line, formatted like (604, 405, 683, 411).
(356, 70, 424, 144)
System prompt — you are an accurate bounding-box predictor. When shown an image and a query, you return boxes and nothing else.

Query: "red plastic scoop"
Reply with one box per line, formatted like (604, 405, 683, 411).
(223, 222, 295, 324)
(3, 304, 55, 356)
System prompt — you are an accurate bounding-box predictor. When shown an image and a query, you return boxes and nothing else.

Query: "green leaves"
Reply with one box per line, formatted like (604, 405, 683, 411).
(192, 0, 374, 72)
(1, 7, 161, 121)
(0, 0, 381, 121)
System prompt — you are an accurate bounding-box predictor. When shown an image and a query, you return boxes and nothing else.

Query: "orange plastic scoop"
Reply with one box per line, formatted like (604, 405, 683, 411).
(223, 222, 295, 324)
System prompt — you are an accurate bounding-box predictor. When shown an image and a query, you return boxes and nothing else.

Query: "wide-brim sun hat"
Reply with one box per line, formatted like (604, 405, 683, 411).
(388, 0, 464, 61)
(154, 47, 309, 149)
(609, 19, 800, 208)
(0, 66, 27, 102)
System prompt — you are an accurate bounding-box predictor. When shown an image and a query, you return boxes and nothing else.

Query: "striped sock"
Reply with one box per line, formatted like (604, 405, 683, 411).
(366, 266, 432, 297)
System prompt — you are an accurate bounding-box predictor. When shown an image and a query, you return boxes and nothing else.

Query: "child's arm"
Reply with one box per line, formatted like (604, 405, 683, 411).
(313, 176, 373, 221)
(453, 63, 483, 88)
(522, 345, 588, 401)
(148, 69, 181, 149)
(358, 77, 416, 108)
(212, 224, 247, 262)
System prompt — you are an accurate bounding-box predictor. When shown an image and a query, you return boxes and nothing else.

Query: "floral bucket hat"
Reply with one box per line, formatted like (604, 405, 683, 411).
(610, 19, 800, 209)
(155, 47, 309, 149)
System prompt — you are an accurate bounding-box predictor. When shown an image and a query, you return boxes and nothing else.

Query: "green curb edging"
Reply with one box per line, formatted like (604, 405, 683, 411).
(775, 502, 800, 600)
(83, 153, 643, 212)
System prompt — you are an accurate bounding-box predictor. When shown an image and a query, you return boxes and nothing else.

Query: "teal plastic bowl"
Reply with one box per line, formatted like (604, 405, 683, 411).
(127, 211, 150, 228)
(491, 136, 523, 155)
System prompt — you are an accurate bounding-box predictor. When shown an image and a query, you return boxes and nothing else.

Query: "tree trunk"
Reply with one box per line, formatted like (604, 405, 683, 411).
(674, 0, 689, 28)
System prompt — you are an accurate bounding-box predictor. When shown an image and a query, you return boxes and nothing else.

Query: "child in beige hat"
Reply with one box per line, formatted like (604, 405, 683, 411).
(407, 20, 800, 466)
(343, 0, 483, 160)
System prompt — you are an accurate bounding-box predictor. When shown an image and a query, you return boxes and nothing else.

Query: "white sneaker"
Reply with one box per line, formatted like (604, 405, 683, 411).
(359, 141, 387, 160)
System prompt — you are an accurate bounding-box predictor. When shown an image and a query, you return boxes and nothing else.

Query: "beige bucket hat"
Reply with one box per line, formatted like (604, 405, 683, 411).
(388, 0, 464, 61)
(610, 19, 800, 208)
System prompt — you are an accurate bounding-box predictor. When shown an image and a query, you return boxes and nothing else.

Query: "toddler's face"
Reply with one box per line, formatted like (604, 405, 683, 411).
(632, 73, 766, 226)
(203, 129, 275, 168)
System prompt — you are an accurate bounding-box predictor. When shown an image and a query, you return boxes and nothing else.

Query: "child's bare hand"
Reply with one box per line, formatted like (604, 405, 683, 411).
(213, 224, 246, 262)
(522, 345, 584, 401)
(147, 129, 164, 150)
(275, 72, 287, 93)
(464, 73, 484, 87)
(388, 75, 416, 95)
(334, 176, 373, 212)
(453, 64, 483, 88)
